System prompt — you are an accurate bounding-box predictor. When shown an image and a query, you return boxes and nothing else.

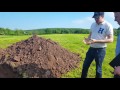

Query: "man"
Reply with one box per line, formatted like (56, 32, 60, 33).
(81, 12, 114, 78)
(113, 12, 120, 78)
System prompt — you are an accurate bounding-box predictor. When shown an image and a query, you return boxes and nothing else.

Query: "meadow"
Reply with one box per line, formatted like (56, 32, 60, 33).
(0, 34, 116, 78)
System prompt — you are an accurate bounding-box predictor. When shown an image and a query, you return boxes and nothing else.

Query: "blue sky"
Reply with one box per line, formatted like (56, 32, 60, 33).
(0, 12, 119, 30)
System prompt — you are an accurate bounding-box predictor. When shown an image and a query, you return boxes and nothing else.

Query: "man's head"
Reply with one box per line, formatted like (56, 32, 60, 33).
(92, 12, 104, 24)
(114, 12, 120, 25)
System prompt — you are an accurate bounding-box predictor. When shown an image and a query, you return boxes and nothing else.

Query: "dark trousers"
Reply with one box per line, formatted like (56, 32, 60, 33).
(81, 47, 106, 78)
(114, 75, 120, 78)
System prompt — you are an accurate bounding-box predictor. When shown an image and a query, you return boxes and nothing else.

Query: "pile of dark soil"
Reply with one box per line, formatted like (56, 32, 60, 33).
(0, 35, 81, 78)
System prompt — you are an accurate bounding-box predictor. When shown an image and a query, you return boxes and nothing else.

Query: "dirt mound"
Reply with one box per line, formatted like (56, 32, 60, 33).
(0, 35, 81, 78)
(0, 63, 20, 78)
(0, 49, 4, 58)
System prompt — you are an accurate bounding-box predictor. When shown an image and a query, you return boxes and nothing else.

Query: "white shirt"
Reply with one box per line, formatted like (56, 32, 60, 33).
(90, 20, 113, 48)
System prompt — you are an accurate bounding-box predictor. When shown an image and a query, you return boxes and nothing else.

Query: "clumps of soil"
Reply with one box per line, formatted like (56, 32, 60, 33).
(0, 35, 81, 78)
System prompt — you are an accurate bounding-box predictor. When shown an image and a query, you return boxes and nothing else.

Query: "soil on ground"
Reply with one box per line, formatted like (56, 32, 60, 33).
(0, 35, 81, 78)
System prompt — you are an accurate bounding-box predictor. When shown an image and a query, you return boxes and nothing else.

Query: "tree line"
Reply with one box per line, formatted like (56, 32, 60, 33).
(0, 27, 118, 35)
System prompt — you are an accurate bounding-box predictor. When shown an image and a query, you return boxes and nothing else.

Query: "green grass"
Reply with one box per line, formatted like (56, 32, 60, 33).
(0, 35, 32, 49)
(0, 34, 116, 78)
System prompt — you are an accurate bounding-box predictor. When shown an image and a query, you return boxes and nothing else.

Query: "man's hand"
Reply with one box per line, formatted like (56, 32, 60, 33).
(90, 39, 97, 44)
(83, 37, 93, 45)
(114, 66, 120, 76)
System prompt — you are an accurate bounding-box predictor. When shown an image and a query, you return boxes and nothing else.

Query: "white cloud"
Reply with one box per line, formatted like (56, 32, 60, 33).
(105, 12, 114, 19)
(72, 12, 119, 29)
(72, 16, 94, 29)
(72, 17, 94, 25)
(105, 12, 119, 28)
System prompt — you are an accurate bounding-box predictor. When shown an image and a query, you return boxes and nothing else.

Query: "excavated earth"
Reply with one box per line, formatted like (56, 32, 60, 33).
(0, 35, 81, 78)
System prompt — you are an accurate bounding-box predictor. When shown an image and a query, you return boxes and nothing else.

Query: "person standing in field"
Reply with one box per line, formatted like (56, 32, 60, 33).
(113, 12, 120, 78)
(81, 12, 114, 78)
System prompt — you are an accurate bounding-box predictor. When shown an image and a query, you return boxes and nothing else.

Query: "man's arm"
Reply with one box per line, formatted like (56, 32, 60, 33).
(84, 32, 92, 40)
(91, 34, 114, 43)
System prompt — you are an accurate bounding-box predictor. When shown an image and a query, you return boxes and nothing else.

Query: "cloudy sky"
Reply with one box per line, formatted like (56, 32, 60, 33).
(0, 12, 119, 30)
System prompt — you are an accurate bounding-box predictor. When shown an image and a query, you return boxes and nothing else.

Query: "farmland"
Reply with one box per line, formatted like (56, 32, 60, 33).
(0, 34, 116, 78)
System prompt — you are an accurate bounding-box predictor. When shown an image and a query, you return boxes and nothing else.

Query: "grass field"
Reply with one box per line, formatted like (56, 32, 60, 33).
(0, 34, 116, 78)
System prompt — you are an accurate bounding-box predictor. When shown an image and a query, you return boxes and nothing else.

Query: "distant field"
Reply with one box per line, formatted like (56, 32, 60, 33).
(0, 34, 116, 78)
